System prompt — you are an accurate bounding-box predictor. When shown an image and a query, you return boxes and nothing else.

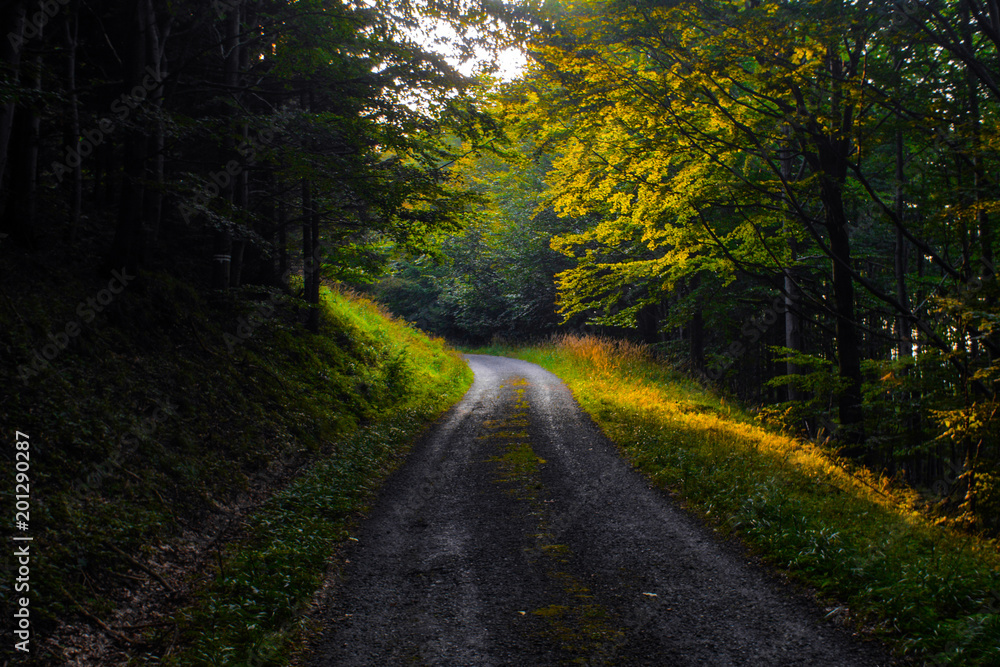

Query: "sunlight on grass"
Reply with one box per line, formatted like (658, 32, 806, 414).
(500, 334, 1000, 666)
(162, 287, 473, 666)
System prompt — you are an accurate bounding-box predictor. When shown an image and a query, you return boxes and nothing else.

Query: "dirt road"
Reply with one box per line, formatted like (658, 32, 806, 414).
(308, 355, 889, 665)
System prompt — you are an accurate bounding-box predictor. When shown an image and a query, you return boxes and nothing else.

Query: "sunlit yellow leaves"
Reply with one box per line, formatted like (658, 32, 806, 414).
(499, 0, 889, 324)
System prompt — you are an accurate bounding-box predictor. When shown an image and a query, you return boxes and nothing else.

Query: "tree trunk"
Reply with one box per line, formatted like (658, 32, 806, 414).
(636, 300, 659, 347)
(300, 85, 321, 332)
(142, 0, 165, 248)
(894, 128, 912, 361)
(94, 140, 113, 207)
(3, 47, 42, 244)
(823, 177, 865, 448)
(957, 1, 994, 277)
(308, 194, 321, 332)
(236, 10, 252, 286)
(301, 177, 321, 331)
(109, 0, 150, 272)
(815, 47, 865, 453)
(230, 127, 248, 288)
(211, 230, 233, 290)
(781, 124, 803, 401)
(230, 241, 245, 287)
(65, 7, 82, 242)
(277, 194, 288, 284)
(0, 0, 25, 201)
(688, 276, 704, 371)
(211, 1, 242, 290)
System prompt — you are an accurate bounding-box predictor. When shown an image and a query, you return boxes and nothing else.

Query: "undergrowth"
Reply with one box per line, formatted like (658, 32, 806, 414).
(159, 290, 472, 666)
(479, 334, 1000, 666)
(0, 266, 471, 665)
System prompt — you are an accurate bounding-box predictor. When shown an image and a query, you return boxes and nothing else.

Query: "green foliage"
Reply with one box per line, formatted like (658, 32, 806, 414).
(375, 134, 581, 342)
(761, 347, 849, 437)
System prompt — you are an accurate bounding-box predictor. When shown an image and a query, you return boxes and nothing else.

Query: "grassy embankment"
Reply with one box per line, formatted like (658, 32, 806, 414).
(162, 287, 472, 666)
(1, 270, 471, 665)
(478, 334, 1000, 666)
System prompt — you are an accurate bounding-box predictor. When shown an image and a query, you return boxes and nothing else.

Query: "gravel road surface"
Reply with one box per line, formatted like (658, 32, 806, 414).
(308, 354, 889, 666)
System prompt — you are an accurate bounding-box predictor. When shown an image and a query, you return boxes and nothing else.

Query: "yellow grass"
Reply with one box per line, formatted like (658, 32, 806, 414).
(550, 334, 930, 523)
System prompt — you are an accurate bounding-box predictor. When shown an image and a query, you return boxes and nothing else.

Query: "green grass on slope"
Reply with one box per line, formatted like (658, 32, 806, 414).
(0, 270, 471, 666)
(480, 334, 1000, 666)
(161, 289, 472, 666)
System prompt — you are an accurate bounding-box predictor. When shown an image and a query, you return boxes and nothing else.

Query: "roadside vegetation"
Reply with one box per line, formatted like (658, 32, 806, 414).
(0, 272, 470, 665)
(476, 335, 1000, 666)
(161, 288, 472, 666)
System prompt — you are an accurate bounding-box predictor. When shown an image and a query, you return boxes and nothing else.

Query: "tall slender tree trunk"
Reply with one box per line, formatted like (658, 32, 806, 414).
(278, 198, 288, 284)
(959, 3, 994, 277)
(894, 128, 912, 361)
(0, 1, 25, 204)
(301, 177, 318, 330)
(229, 11, 251, 289)
(781, 124, 802, 401)
(824, 179, 865, 448)
(230, 124, 249, 288)
(94, 141, 113, 207)
(688, 275, 704, 371)
(109, 0, 150, 272)
(783, 271, 802, 400)
(4, 46, 42, 244)
(65, 7, 82, 242)
(300, 87, 321, 332)
(818, 133, 865, 449)
(894, 125, 920, 477)
(212, 0, 243, 290)
(308, 193, 321, 332)
(142, 0, 166, 248)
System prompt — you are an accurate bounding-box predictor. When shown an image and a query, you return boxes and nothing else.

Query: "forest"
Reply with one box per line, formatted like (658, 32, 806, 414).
(382, 0, 1000, 531)
(0, 0, 521, 661)
(1, 0, 999, 663)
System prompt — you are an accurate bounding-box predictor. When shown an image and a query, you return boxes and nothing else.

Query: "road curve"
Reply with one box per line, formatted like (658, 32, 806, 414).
(307, 354, 889, 666)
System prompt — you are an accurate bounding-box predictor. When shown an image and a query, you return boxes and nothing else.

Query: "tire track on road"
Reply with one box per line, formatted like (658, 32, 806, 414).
(307, 355, 890, 666)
